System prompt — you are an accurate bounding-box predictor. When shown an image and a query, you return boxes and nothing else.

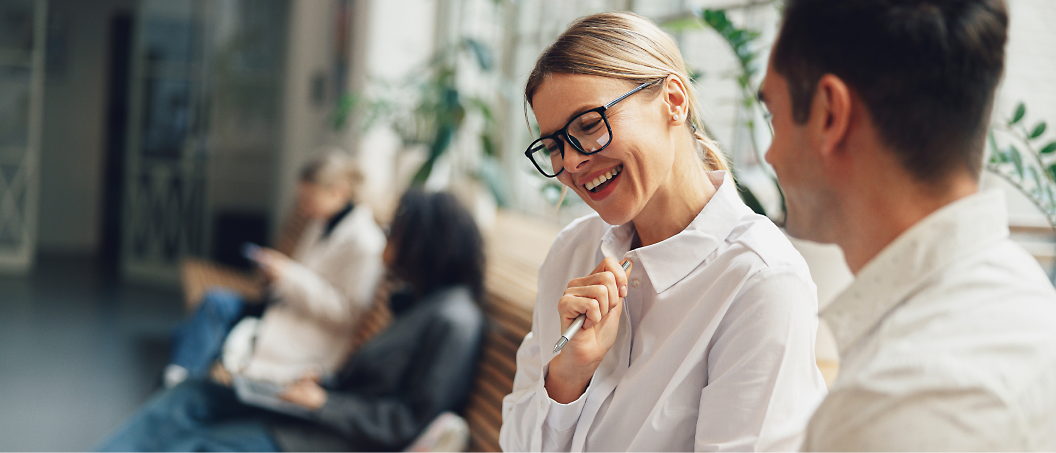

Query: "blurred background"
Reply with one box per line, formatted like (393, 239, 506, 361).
(0, 0, 1053, 450)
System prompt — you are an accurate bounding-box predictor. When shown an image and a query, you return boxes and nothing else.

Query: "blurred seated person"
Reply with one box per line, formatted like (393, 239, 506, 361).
(97, 189, 487, 452)
(165, 151, 386, 387)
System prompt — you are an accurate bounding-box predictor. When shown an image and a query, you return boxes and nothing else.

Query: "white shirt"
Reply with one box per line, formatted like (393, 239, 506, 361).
(244, 204, 387, 382)
(803, 189, 1056, 451)
(500, 172, 828, 452)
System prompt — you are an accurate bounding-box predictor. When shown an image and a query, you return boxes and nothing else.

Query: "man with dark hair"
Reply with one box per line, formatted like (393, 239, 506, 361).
(759, 0, 1056, 450)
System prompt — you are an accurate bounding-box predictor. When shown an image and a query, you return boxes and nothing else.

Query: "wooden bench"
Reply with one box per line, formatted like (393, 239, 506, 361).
(465, 211, 560, 452)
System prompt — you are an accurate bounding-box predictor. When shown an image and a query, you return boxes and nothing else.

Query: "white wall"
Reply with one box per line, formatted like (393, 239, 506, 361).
(352, 0, 437, 221)
(273, 0, 336, 236)
(37, 0, 134, 253)
(274, 0, 437, 233)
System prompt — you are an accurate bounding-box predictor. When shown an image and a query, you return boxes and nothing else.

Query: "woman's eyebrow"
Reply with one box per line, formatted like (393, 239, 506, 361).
(540, 104, 597, 137)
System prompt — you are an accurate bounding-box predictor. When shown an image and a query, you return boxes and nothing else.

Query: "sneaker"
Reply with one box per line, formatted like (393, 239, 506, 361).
(163, 364, 189, 388)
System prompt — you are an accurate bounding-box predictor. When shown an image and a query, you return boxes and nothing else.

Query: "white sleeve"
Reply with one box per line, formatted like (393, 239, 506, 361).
(695, 267, 828, 452)
(500, 216, 602, 452)
(273, 233, 384, 325)
(499, 325, 591, 452)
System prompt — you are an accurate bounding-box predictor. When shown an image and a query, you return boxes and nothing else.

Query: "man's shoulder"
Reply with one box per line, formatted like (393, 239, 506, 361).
(895, 238, 1056, 337)
(827, 242, 1056, 443)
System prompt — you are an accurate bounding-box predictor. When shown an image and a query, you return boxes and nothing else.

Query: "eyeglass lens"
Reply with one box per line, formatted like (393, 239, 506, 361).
(529, 110, 611, 176)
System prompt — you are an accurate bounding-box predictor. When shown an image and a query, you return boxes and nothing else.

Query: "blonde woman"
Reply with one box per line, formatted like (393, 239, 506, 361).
(499, 13, 827, 451)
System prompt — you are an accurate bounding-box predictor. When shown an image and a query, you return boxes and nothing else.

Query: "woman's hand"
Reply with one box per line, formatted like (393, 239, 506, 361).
(279, 373, 328, 410)
(254, 248, 291, 284)
(545, 257, 631, 404)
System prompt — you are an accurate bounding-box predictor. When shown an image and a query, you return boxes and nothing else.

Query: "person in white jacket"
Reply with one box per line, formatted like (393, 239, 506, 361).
(165, 151, 386, 386)
(500, 12, 828, 452)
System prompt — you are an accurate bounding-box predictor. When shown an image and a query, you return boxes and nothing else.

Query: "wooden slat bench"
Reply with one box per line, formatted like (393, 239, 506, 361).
(465, 211, 560, 452)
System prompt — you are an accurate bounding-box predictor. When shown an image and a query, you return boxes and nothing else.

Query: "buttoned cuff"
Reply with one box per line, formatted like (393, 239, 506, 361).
(542, 381, 589, 432)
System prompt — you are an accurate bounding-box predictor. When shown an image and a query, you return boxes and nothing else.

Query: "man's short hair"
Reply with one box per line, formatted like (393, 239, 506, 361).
(772, 0, 1008, 182)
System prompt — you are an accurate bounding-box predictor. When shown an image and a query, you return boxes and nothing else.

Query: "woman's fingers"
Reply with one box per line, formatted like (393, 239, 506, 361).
(558, 294, 603, 329)
(564, 284, 610, 317)
(567, 272, 618, 311)
(555, 256, 636, 348)
(594, 257, 630, 301)
(561, 257, 634, 328)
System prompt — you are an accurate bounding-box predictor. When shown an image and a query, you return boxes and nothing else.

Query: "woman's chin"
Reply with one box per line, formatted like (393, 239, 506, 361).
(591, 202, 637, 226)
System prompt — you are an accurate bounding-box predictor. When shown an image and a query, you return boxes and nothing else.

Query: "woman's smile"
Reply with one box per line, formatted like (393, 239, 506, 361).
(576, 164, 624, 201)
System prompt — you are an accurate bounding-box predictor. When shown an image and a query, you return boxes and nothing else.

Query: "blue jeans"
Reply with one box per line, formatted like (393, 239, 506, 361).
(95, 380, 280, 452)
(171, 289, 246, 378)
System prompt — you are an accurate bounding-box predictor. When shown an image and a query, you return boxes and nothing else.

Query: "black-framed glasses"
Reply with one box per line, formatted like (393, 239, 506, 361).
(525, 80, 659, 177)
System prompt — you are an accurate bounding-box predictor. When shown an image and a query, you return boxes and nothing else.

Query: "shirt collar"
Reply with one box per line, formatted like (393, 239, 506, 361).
(599, 171, 753, 293)
(821, 189, 1011, 356)
(322, 202, 355, 238)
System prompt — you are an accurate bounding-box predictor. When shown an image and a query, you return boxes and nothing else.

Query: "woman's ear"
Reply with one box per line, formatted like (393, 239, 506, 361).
(662, 76, 689, 125)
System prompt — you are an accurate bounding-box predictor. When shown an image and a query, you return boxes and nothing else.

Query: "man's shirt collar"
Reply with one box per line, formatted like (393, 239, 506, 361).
(822, 189, 1010, 356)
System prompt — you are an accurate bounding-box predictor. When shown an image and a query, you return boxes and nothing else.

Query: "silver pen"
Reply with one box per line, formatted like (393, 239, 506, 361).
(553, 260, 631, 354)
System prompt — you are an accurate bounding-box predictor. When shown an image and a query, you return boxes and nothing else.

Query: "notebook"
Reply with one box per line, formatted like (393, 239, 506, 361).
(232, 376, 314, 418)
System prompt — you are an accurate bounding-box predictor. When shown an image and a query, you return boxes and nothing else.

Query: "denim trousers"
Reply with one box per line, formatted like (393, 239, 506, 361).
(170, 289, 247, 378)
(95, 380, 280, 452)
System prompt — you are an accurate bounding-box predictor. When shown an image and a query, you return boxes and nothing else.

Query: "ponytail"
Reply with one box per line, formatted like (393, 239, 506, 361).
(692, 126, 730, 172)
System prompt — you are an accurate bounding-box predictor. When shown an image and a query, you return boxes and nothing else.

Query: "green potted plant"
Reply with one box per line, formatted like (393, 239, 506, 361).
(332, 37, 505, 205)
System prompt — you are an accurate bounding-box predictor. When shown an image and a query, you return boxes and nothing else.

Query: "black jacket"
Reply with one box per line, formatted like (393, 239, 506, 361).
(269, 285, 485, 452)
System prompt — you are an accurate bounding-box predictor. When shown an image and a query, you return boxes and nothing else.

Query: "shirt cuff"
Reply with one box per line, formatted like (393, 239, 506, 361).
(542, 381, 589, 432)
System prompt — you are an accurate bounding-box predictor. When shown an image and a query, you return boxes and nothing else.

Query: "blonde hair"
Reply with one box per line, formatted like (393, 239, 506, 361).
(299, 148, 364, 201)
(525, 11, 729, 173)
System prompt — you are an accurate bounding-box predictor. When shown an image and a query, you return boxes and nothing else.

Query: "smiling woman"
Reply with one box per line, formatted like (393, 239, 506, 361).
(499, 12, 829, 452)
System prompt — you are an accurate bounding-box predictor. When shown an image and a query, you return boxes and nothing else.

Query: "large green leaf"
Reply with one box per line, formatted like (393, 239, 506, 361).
(1030, 122, 1047, 139)
(1010, 102, 1026, 125)
(1040, 142, 1056, 155)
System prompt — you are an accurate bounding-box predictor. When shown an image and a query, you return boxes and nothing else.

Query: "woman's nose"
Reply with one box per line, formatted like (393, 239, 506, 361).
(561, 140, 591, 172)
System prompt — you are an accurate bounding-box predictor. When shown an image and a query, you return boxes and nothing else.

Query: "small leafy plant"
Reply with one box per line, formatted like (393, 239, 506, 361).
(662, 7, 784, 220)
(986, 102, 1056, 230)
(333, 38, 498, 187)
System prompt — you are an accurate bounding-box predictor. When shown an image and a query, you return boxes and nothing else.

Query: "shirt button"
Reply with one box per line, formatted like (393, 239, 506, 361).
(631, 279, 640, 288)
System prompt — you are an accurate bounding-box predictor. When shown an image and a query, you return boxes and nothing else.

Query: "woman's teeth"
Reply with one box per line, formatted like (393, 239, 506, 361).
(585, 165, 623, 192)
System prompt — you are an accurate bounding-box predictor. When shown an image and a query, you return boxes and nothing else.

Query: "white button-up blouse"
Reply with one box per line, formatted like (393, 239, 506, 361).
(500, 172, 828, 452)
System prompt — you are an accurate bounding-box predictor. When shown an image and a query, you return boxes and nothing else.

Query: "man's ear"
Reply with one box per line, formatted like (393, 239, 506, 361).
(811, 74, 853, 159)
(662, 76, 689, 125)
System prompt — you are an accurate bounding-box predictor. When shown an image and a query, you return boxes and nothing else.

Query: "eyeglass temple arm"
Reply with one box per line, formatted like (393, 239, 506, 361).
(603, 80, 660, 109)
